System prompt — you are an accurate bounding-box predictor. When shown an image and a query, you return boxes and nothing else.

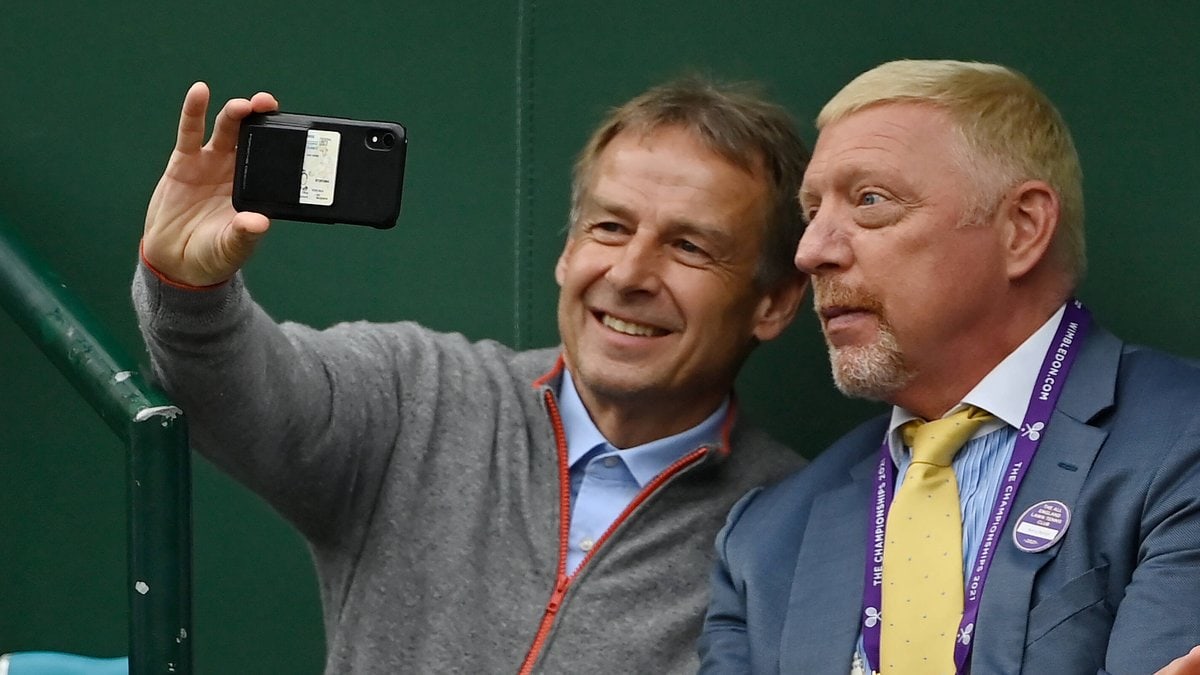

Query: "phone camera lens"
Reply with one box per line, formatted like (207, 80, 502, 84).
(366, 129, 398, 151)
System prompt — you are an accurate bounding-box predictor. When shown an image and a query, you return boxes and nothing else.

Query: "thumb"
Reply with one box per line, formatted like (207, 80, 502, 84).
(218, 211, 272, 272)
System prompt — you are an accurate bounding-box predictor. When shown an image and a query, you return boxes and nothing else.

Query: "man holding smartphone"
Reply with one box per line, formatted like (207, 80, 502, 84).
(134, 78, 808, 673)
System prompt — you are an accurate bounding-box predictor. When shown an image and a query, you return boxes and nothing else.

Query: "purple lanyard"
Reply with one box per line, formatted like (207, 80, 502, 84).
(860, 301, 1091, 674)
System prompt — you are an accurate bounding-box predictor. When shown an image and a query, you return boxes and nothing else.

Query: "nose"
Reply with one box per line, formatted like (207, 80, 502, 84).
(606, 233, 662, 294)
(794, 209, 851, 276)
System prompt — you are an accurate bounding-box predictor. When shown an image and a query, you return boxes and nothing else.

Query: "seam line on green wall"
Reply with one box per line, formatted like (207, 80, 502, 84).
(513, 0, 535, 350)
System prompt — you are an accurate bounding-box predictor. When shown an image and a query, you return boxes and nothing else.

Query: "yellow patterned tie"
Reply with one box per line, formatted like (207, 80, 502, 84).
(879, 405, 994, 674)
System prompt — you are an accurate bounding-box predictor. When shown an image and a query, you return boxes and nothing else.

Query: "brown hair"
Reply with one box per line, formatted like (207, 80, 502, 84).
(572, 76, 810, 289)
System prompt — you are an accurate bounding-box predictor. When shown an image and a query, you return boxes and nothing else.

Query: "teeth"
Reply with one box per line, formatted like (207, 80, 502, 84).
(602, 314, 666, 337)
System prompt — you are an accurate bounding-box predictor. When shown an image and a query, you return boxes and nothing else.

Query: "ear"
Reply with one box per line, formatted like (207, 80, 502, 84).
(555, 237, 574, 287)
(1001, 180, 1060, 280)
(751, 273, 808, 342)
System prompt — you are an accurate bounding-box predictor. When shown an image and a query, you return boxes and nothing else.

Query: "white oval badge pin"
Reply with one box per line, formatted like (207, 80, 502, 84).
(1013, 500, 1071, 553)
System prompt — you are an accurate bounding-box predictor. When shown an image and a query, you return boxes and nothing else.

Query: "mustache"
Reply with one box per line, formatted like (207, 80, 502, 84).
(812, 279, 886, 316)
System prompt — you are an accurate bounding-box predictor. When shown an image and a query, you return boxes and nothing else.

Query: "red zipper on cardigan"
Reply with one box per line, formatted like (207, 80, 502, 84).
(517, 390, 572, 675)
(516, 388, 711, 674)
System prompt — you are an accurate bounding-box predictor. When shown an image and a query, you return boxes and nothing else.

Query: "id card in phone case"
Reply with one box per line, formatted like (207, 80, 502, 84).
(299, 129, 340, 206)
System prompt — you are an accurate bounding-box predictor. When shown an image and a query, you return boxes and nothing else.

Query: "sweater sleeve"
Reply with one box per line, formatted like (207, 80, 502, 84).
(132, 262, 417, 546)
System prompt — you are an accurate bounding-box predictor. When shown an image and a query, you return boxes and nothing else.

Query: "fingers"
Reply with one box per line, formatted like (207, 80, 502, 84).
(208, 90, 278, 154)
(175, 81, 211, 153)
(174, 82, 279, 153)
(249, 91, 280, 113)
(209, 96, 253, 154)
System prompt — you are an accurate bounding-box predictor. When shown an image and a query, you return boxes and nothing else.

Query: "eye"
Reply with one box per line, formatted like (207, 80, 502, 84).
(853, 189, 903, 229)
(588, 221, 629, 243)
(673, 238, 712, 261)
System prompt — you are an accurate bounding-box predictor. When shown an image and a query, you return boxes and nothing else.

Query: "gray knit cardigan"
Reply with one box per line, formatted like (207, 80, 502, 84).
(133, 265, 804, 674)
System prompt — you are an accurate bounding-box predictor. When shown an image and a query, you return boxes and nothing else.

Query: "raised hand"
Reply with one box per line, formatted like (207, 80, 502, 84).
(142, 82, 279, 287)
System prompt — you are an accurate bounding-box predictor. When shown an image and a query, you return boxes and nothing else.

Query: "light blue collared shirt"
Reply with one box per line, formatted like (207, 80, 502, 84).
(557, 369, 729, 575)
(855, 304, 1066, 672)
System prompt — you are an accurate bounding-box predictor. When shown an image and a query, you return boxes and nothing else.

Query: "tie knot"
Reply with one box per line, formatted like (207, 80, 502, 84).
(901, 405, 994, 466)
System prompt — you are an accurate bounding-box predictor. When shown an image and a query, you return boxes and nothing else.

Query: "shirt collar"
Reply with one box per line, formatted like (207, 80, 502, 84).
(559, 368, 609, 467)
(886, 303, 1067, 462)
(558, 368, 729, 487)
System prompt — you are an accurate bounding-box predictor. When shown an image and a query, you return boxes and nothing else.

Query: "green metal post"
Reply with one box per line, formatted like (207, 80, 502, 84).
(128, 410, 192, 674)
(0, 224, 192, 674)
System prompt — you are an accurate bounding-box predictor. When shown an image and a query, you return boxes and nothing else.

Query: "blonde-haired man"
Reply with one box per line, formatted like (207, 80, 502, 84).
(700, 59, 1200, 674)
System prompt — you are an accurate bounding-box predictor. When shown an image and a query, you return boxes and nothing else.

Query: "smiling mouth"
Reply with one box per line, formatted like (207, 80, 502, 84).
(600, 313, 669, 337)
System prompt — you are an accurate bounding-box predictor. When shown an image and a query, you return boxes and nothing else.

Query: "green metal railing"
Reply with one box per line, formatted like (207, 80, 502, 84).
(0, 223, 192, 674)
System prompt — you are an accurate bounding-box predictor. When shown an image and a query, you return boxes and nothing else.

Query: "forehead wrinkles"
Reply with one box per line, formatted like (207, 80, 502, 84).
(816, 123, 921, 176)
(802, 113, 959, 206)
(595, 137, 738, 203)
(595, 134, 768, 226)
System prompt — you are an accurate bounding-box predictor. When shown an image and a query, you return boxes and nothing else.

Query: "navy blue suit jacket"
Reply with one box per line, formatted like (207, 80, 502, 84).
(700, 326, 1200, 674)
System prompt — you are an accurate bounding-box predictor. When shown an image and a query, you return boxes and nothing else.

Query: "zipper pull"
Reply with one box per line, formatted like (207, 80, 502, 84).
(545, 578, 569, 614)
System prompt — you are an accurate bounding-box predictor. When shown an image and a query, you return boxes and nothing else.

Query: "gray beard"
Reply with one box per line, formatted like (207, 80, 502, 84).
(827, 325, 913, 401)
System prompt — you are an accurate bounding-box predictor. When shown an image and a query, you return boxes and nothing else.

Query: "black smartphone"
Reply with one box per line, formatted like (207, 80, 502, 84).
(232, 111, 407, 229)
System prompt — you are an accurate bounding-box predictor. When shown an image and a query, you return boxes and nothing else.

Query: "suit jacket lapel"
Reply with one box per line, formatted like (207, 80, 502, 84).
(780, 448, 880, 673)
(971, 326, 1121, 673)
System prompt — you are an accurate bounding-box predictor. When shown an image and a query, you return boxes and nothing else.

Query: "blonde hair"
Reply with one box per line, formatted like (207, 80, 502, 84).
(819, 59, 1086, 281)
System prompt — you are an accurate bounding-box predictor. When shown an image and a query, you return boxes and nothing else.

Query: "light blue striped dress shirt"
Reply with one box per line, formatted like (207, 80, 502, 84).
(557, 368, 728, 575)
(854, 305, 1066, 673)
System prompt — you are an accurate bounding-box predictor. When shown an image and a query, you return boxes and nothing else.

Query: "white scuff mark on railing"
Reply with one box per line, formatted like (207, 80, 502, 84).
(134, 405, 182, 427)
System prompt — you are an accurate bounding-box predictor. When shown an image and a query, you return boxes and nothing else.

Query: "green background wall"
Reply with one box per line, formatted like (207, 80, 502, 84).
(2, 2, 1196, 672)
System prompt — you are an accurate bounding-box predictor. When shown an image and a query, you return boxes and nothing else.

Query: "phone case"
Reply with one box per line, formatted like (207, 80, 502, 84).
(233, 111, 407, 229)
